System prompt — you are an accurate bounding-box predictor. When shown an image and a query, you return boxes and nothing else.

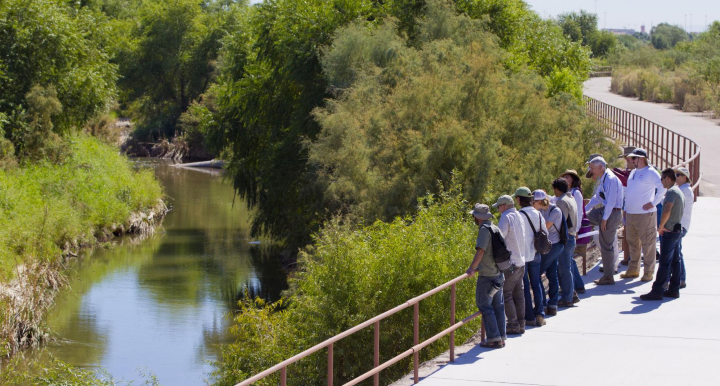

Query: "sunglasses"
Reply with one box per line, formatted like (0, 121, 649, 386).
(627, 156, 638, 160)
(676, 173, 684, 177)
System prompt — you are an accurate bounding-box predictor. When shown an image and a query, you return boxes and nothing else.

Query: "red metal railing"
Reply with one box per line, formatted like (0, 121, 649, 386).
(234, 273, 482, 386)
(583, 96, 702, 198)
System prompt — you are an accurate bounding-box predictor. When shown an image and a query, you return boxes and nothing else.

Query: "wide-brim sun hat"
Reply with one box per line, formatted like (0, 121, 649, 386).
(492, 195, 514, 208)
(469, 203, 493, 221)
(618, 146, 637, 159)
(560, 169, 580, 180)
(675, 167, 692, 184)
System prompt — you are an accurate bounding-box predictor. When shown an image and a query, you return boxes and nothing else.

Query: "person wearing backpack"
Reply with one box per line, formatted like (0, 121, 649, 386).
(513, 187, 550, 328)
(494, 195, 528, 335)
(465, 203, 506, 348)
(533, 190, 565, 316)
(552, 178, 580, 308)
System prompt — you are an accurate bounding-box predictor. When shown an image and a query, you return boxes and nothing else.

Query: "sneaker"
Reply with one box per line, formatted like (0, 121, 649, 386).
(573, 292, 580, 303)
(663, 289, 680, 298)
(535, 315, 546, 327)
(640, 292, 663, 301)
(641, 272, 654, 282)
(620, 270, 640, 279)
(594, 276, 615, 285)
(557, 299, 575, 308)
(576, 288, 586, 294)
(680, 281, 687, 289)
(620, 259, 630, 266)
(546, 307, 557, 316)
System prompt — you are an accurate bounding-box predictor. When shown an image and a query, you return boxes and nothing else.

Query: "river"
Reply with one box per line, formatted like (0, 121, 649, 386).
(30, 160, 287, 385)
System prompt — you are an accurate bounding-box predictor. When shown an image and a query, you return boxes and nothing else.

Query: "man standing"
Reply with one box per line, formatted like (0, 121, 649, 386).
(675, 167, 694, 288)
(585, 156, 624, 285)
(620, 148, 666, 282)
(494, 195, 527, 334)
(552, 178, 578, 307)
(641, 169, 685, 300)
(466, 204, 506, 348)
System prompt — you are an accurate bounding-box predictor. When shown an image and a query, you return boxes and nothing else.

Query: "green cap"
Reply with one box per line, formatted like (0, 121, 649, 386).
(512, 187, 532, 198)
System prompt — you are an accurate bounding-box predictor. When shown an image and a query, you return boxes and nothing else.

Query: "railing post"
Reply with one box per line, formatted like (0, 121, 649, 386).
(281, 367, 287, 386)
(373, 322, 379, 386)
(480, 318, 486, 342)
(450, 283, 456, 362)
(328, 343, 333, 386)
(413, 303, 419, 384)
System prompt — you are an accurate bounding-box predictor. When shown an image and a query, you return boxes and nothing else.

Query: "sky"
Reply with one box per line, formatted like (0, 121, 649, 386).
(524, 0, 720, 32)
(248, 1, 720, 34)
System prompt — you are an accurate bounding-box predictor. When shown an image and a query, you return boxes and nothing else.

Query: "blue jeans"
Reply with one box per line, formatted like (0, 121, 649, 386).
(652, 229, 682, 294)
(571, 258, 585, 291)
(523, 255, 544, 321)
(476, 273, 506, 342)
(558, 236, 577, 303)
(667, 228, 687, 283)
(541, 243, 563, 308)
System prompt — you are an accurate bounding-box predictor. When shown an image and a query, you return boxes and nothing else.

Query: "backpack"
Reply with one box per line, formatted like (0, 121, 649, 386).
(481, 224, 513, 271)
(550, 204, 568, 246)
(520, 210, 552, 255)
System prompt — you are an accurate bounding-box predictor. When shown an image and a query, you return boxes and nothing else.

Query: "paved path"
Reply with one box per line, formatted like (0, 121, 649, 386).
(406, 197, 720, 386)
(584, 78, 720, 197)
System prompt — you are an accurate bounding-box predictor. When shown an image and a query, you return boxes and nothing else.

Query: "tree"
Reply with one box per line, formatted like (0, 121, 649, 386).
(651, 23, 689, 49)
(557, 10, 598, 46)
(119, 0, 237, 140)
(0, 0, 117, 158)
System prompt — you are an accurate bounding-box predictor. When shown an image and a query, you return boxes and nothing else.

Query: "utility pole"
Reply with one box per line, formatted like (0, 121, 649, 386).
(690, 14, 693, 33)
(605, 12, 607, 29)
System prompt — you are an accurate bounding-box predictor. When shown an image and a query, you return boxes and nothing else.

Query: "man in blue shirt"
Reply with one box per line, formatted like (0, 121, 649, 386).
(585, 156, 624, 285)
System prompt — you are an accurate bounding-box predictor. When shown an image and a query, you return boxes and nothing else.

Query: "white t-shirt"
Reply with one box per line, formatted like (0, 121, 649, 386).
(519, 206, 548, 261)
(678, 182, 694, 232)
(497, 208, 527, 267)
(625, 166, 666, 214)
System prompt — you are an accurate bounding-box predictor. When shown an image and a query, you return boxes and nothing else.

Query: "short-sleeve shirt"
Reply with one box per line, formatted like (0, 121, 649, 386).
(475, 221, 500, 277)
(541, 206, 563, 244)
(662, 186, 685, 232)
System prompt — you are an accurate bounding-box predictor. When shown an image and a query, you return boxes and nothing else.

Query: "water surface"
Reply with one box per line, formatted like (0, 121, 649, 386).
(35, 160, 286, 385)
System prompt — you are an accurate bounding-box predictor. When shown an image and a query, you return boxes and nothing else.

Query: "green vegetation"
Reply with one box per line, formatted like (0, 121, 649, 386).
(0, 136, 164, 356)
(213, 183, 482, 386)
(556, 10, 617, 58)
(610, 21, 720, 115)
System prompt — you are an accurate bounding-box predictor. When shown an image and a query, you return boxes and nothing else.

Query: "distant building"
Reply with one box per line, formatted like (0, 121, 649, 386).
(603, 28, 636, 35)
(641, 25, 646, 33)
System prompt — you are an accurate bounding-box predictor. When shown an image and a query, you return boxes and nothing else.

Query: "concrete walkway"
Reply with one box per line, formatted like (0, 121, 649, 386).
(410, 197, 720, 386)
(584, 78, 720, 197)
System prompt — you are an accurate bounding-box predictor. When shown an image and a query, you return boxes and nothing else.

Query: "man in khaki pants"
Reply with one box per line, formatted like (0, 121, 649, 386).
(620, 149, 666, 282)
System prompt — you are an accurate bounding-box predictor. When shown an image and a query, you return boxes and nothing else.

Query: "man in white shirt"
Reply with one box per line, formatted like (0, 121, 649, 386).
(620, 148, 666, 282)
(585, 156, 624, 285)
(675, 167, 694, 288)
(514, 187, 549, 327)
(494, 195, 527, 334)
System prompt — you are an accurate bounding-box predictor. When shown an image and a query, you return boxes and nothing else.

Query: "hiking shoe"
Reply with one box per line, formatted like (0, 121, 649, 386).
(557, 300, 575, 308)
(598, 266, 617, 273)
(535, 315, 546, 327)
(620, 259, 630, 266)
(525, 319, 537, 327)
(641, 272, 654, 282)
(680, 281, 687, 289)
(663, 289, 680, 298)
(576, 288, 586, 294)
(506, 326, 523, 335)
(594, 276, 615, 285)
(640, 292, 663, 301)
(620, 270, 640, 279)
(573, 292, 580, 303)
(546, 307, 558, 316)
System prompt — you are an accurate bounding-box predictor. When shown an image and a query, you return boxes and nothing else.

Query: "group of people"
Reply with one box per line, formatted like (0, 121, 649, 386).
(465, 147, 695, 348)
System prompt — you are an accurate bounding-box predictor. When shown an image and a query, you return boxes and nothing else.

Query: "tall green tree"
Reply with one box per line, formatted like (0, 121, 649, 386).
(119, 0, 236, 140)
(0, 0, 117, 158)
(651, 23, 689, 49)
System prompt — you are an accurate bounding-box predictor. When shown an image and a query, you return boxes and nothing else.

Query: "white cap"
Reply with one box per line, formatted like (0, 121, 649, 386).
(532, 189, 548, 201)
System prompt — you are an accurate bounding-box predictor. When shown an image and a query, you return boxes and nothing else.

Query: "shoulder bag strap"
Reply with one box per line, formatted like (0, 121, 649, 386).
(520, 210, 537, 235)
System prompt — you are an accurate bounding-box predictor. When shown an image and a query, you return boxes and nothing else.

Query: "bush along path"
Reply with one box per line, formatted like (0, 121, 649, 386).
(0, 135, 167, 358)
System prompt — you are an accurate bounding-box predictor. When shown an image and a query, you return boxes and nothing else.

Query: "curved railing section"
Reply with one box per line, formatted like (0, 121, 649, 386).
(583, 96, 702, 198)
